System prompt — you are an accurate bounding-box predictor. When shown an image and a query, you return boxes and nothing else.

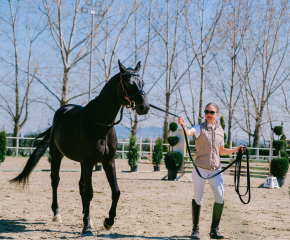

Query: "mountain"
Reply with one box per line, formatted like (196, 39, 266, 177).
(115, 125, 163, 139)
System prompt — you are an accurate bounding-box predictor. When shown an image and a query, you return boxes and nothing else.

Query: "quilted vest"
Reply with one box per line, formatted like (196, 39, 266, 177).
(194, 120, 224, 170)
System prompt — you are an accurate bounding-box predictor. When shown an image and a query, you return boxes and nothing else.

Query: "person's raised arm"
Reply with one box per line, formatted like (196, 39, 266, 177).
(178, 117, 195, 137)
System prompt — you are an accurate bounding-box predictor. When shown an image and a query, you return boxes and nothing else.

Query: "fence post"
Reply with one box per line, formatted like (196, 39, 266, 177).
(16, 135, 19, 157)
(139, 137, 142, 160)
(230, 140, 233, 158)
(269, 129, 273, 176)
(149, 138, 152, 162)
(122, 141, 125, 159)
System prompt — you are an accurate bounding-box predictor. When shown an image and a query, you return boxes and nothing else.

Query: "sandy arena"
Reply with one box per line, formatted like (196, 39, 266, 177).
(1, 157, 290, 240)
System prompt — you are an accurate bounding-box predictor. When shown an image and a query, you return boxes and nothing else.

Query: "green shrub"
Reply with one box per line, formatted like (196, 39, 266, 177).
(220, 116, 225, 130)
(6, 148, 16, 156)
(0, 130, 7, 162)
(280, 133, 286, 140)
(224, 143, 230, 149)
(152, 137, 163, 166)
(259, 149, 269, 156)
(271, 157, 289, 177)
(163, 141, 169, 153)
(127, 134, 139, 167)
(168, 136, 179, 147)
(273, 140, 286, 151)
(20, 149, 34, 157)
(280, 150, 289, 160)
(274, 126, 283, 136)
(169, 122, 178, 132)
(165, 152, 182, 170)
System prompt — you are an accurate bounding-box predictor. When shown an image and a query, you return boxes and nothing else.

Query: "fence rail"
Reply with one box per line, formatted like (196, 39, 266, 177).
(5, 136, 169, 159)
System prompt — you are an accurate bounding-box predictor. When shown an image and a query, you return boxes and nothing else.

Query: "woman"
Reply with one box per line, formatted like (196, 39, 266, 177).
(178, 103, 244, 239)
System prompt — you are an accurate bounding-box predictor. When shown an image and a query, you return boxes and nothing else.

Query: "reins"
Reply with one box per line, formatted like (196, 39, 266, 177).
(150, 103, 251, 204)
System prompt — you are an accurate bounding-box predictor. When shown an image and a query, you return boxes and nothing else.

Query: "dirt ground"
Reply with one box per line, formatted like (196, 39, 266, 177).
(1, 157, 290, 240)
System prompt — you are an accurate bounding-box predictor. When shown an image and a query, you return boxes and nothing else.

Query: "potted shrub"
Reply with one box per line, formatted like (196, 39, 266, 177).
(271, 157, 289, 187)
(165, 152, 182, 180)
(0, 130, 6, 169)
(127, 134, 139, 172)
(152, 137, 163, 171)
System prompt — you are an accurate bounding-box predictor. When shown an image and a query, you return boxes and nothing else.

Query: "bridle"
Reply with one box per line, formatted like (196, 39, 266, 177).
(118, 73, 145, 110)
(91, 72, 145, 127)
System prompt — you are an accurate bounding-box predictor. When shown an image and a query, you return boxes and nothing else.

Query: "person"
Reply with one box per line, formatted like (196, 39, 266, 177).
(178, 103, 244, 239)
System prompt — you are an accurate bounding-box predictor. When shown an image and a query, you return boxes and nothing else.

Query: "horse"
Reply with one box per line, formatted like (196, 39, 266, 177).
(10, 60, 150, 235)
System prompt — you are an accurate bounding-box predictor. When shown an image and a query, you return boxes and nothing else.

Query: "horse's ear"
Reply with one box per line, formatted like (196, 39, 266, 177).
(118, 59, 126, 74)
(135, 61, 141, 72)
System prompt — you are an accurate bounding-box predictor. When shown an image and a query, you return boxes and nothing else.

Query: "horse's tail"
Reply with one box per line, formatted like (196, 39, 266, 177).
(10, 127, 52, 187)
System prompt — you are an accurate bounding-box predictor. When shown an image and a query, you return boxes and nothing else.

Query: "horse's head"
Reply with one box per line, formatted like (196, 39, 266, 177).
(117, 60, 150, 115)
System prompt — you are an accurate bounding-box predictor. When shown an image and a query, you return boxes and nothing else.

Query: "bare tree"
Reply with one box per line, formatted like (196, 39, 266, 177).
(235, 0, 290, 151)
(210, 0, 251, 144)
(183, 0, 225, 123)
(0, 0, 45, 143)
(151, 0, 191, 142)
(32, 0, 114, 108)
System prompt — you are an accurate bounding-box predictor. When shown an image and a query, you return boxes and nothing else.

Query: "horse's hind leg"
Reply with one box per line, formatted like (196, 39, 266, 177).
(81, 161, 94, 235)
(50, 144, 63, 222)
(102, 159, 120, 230)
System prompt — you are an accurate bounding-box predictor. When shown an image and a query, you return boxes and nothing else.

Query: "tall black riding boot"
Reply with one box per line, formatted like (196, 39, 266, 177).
(191, 199, 201, 239)
(209, 202, 225, 239)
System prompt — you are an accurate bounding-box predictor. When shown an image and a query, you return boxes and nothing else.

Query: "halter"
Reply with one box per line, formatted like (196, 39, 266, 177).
(91, 72, 145, 127)
(119, 73, 145, 110)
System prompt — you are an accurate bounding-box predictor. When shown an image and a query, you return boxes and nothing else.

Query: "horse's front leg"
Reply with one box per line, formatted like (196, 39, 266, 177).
(81, 161, 94, 235)
(102, 159, 120, 230)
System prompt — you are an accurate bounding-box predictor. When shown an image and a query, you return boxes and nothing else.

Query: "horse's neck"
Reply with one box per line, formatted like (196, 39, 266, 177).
(91, 74, 121, 124)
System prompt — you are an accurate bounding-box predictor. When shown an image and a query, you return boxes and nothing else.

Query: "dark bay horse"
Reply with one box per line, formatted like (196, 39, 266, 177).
(11, 60, 150, 235)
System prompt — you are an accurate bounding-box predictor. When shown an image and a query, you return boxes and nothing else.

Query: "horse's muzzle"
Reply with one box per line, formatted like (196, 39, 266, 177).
(136, 103, 150, 115)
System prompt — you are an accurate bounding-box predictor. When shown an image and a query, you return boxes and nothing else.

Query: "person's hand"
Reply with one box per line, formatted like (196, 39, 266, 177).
(236, 145, 245, 153)
(178, 117, 185, 127)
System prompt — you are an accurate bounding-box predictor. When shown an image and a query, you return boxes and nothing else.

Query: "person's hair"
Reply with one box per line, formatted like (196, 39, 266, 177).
(205, 103, 219, 113)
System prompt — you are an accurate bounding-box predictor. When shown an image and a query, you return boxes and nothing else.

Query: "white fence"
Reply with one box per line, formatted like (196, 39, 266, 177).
(6, 136, 290, 160)
(6, 136, 170, 159)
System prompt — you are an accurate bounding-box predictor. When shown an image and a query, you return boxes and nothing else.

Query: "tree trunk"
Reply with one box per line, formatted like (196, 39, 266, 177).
(13, 120, 19, 147)
(61, 69, 69, 107)
(163, 92, 171, 144)
(130, 112, 138, 138)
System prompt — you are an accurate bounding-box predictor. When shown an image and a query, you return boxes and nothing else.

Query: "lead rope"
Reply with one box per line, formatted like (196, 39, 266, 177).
(150, 103, 251, 204)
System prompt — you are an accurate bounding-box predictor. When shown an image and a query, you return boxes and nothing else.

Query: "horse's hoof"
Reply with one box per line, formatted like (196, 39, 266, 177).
(82, 229, 94, 236)
(103, 219, 113, 230)
(52, 214, 62, 222)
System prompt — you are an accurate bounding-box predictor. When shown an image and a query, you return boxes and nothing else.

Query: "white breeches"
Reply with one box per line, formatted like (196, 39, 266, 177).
(192, 167, 224, 205)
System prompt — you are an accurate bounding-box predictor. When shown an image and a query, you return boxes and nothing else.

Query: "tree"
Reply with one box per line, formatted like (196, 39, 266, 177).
(211, 0, 251, 144)
(235, 0, 290, 151)
(0, 0, 44, 145)
(33, 0, 114, 108)
(183, 0, 225, 124)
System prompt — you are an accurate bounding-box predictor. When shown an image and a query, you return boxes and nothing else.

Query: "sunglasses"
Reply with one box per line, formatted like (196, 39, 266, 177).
(204, 110, 216, 115)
